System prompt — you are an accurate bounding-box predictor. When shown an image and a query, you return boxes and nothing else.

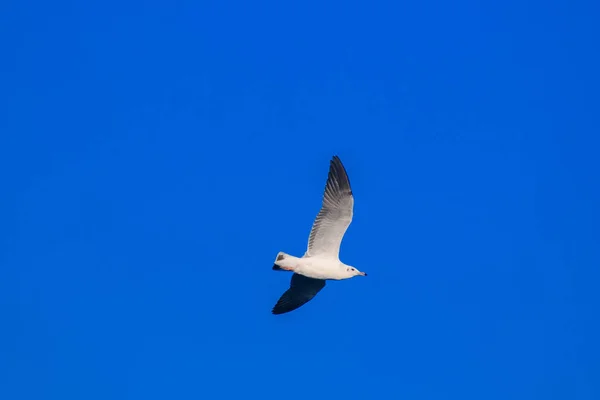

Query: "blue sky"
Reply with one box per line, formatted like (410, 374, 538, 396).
(1, 0, 599, 399)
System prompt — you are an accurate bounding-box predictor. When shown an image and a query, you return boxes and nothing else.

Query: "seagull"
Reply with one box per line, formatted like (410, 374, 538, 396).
(271, 155, 366, 315)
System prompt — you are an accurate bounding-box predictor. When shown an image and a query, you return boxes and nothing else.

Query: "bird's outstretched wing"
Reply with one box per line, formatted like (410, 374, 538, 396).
(306, 156, 354, 259)
(271, 273, 326, 315)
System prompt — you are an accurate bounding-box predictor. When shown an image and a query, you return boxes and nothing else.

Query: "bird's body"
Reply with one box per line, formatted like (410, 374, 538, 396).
(271, 155, 366, 315)
(273, 252, 354, 280)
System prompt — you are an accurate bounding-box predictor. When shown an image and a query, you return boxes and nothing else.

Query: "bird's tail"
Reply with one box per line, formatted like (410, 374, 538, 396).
(272, 252, 299, 271)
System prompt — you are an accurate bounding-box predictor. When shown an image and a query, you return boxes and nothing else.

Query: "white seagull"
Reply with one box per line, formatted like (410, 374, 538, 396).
(271, 155, 366, 315)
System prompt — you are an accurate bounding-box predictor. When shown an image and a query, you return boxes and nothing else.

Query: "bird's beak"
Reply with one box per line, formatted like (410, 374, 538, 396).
(360, 271, 367, 276)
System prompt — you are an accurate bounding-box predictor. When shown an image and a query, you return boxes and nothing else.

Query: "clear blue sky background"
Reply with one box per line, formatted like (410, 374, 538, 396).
(1, 0, 599, 399)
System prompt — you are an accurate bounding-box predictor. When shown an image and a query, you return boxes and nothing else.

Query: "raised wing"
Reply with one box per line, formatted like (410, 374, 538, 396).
(271, 273, 326, 315)
(306, 156, 354, 259)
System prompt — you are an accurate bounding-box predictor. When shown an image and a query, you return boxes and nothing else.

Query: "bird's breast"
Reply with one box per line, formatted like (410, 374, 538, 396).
(296, 258, 344, 280)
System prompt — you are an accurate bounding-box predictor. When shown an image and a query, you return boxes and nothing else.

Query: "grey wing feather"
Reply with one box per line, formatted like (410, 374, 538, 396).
(306, 155, 354, 258)
(271, 273, 326, 315)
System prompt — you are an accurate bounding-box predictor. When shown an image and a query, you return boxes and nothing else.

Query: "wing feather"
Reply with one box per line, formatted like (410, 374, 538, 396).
(271, 274, 326, 315)
(306, 156, 354, 259)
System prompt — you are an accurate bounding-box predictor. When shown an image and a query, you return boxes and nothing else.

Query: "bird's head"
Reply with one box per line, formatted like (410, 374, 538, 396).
(345, 266, 367, 277)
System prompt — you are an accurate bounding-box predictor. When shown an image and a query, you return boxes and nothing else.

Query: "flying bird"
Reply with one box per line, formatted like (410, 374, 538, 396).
(271, 155, 366, 315)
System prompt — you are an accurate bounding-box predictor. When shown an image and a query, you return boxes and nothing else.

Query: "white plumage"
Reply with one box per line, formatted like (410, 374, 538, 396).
(271, 155, 366, 315)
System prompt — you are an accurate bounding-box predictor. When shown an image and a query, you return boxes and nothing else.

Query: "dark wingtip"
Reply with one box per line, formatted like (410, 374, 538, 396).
(271, 302, 290, 315)
(328, 155, 352, 193)
(271, 274, 326, 315)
